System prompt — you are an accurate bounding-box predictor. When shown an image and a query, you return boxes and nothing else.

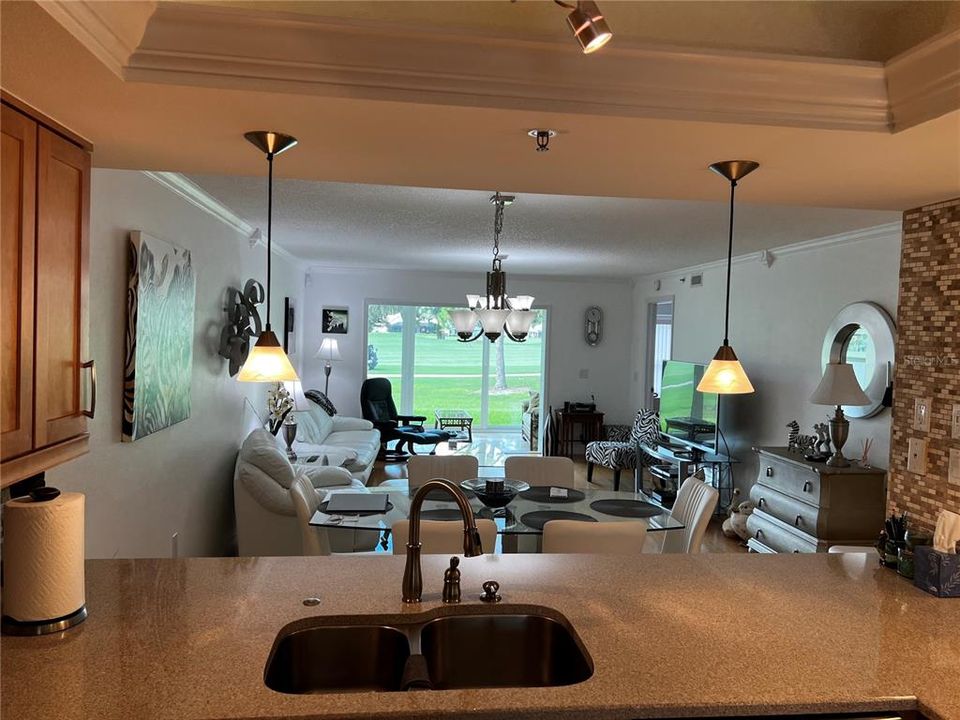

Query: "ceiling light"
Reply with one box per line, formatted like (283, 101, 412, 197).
(455, 193, 534, 344)
(237, 131, 300, 383)
(697, 160, 759, 395)
(555, 1, 612, 54)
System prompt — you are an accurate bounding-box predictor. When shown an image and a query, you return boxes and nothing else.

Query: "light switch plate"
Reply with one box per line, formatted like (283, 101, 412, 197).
(914, 397, 932, 432)
(952, 404, 960, 439)
(950, 449, 960, 486)
(907, 438, 927, 474)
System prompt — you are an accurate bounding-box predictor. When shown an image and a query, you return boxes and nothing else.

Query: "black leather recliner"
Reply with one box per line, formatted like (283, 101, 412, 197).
(360, 378, 439, 460)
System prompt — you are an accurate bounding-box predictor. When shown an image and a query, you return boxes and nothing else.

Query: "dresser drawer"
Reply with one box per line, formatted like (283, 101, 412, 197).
(746, 511, 819, 554)
(756, 455, 822, 504)
(749, 484, 822, 537)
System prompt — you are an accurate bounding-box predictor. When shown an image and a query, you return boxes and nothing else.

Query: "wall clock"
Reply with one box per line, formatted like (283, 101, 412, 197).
(585, 306, 602, 346)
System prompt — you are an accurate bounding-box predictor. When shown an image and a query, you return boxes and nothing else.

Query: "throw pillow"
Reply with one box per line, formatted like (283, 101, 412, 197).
(305, 389, 337, 416)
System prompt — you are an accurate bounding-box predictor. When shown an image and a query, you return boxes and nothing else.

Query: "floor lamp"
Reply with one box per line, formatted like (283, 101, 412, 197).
(316, 338, 342, 395)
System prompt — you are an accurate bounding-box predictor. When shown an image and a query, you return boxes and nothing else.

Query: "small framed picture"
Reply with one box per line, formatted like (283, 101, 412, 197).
(322, 307, 349, 334)
(283, 297, 296, 354)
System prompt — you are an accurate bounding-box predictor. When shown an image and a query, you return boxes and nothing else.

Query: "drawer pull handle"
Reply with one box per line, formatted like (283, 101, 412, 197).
(795, 515, 803, 526)
(802, 480, 812, 493)
(765, 466, 774, 477)
(793, 549, 801, 554)
(755, 529, 763, 539)
(81, 360, 96, 419)
(757, 498, 765, 508)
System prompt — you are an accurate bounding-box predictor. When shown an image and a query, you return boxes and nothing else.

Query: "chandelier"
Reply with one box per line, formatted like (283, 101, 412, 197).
(450, 193, 535, 343)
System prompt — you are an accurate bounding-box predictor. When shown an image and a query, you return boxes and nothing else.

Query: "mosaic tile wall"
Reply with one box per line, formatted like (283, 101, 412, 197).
(887, 197, 960, 532)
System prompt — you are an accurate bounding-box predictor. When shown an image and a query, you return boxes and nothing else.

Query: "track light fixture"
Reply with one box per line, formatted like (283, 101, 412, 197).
(555, 1, 613, 54)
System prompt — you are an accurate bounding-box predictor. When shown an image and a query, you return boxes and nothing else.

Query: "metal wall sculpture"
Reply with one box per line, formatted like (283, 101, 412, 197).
(219, 279, 265, 376)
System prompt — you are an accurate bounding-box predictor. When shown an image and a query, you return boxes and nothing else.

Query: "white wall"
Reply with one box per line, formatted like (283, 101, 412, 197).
(45, 170, 305, 559)
(630, 227, 901, 496)
(299, 268, 635, 425)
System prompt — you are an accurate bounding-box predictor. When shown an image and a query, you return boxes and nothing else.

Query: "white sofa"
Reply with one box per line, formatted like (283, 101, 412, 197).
(290, 405, 381, 485)
(234, 429, 378, 556)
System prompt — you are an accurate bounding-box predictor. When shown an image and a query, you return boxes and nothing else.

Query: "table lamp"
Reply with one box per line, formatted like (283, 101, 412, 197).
(315, 338, 342, 395)
(809, 362, 871, 468)
(281, 380, 309, 461)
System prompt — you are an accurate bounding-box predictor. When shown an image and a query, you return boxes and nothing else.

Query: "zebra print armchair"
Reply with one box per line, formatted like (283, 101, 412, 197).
(585, 409, 660, 492)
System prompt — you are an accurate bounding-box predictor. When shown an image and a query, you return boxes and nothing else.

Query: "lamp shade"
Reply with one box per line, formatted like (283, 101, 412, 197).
(238, 330, 299, 382)
(315, 338, 342, 362)
(510, 295, 535, 311)
(476, 308, 511, 339)
(697, 344, 755, 394)
(283, 380, 309, 411)
(506, 310, 536, 339)
(810, 362, 871, 406)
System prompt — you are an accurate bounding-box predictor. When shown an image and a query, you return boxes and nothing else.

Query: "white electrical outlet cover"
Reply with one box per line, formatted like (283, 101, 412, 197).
(952, 404, 960, 439)
(914, 397, 932, 432)
(907, 438, 927, 474)
(950, 449, 960, 486)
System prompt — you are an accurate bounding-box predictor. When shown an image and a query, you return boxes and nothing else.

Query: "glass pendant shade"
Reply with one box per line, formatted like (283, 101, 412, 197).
(450, 309, 479, 339)
(506, 310, 536, 339)
(465, 294, 484, 310)
(476, 308, 511, 339)
(510, 295, 535, 311)
(697, 344, 754, 394)
(238, 330, 299, 383)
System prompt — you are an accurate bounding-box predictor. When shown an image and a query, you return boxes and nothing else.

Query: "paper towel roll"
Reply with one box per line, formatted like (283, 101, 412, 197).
(2, 492, 85, 622)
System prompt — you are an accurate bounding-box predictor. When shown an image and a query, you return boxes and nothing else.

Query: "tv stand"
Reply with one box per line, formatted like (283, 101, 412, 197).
(638, 442, 737, 513)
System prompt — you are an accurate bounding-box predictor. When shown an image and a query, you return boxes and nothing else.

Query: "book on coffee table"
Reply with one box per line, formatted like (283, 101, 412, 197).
(324, 493, 389, 514)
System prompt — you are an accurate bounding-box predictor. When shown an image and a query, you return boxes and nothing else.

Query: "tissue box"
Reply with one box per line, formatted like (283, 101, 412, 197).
(913, 546, 960, 598)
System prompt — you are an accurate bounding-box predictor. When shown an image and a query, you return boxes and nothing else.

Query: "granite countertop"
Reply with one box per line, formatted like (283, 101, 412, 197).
(2, 554, 958, 719)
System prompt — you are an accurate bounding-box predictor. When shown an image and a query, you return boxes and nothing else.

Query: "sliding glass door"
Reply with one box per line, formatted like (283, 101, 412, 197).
(367, 304, 546, 430)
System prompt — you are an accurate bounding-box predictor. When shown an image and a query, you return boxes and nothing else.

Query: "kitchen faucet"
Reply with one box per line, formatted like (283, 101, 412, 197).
(402, 478, 483, 603)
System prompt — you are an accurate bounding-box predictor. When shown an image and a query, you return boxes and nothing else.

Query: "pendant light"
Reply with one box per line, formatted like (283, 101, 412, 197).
(696, 160, 758, 395)
(237, 131, 300, 383)
(453, 193, 535, 343)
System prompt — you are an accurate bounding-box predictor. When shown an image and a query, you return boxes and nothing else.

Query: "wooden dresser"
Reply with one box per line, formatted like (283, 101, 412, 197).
(1, 92, 92, 487)
(746, 446, 886, 553)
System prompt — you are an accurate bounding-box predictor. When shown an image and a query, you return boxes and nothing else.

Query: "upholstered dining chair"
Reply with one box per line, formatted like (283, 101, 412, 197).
(659, 472, 719, 554)
(378, 454, 480, 492)
(391, 519, 498, 555)
(542, 519, 648, 554)
(585, 409, 660, 491)
(504, 456, 575, 488)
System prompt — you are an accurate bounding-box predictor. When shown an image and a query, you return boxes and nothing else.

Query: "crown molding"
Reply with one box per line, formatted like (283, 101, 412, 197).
(885, 29, 960, 132)
(141, 171, 300, 264)
(644, 221, 902, 282)
(38, 1, 155, 78)
(50, 2, 897, 133)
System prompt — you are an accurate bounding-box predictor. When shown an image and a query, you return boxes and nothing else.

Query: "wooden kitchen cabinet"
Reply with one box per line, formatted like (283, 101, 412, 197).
(1, 94, 93, 487)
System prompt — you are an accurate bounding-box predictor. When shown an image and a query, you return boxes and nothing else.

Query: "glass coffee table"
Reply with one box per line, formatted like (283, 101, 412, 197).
(434, 409, 473, 442)
(310, 484, 684, 552)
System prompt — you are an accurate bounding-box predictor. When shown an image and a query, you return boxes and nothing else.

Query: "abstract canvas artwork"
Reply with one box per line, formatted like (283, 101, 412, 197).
(123, 231, 196, 442)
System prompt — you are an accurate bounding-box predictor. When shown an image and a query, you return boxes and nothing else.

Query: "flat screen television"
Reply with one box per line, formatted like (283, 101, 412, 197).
(658, 360, 719, 452)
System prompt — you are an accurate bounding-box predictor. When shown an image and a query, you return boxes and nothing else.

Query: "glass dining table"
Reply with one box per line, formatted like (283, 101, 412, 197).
(309, 481, 685, 552)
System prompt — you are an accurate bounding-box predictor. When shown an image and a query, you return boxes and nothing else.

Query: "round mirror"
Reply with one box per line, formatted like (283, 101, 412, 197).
(821, 302, 895, 419)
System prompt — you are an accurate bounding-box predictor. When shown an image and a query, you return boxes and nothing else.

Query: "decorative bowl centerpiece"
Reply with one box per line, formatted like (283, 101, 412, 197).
(460, 478, 529, 510)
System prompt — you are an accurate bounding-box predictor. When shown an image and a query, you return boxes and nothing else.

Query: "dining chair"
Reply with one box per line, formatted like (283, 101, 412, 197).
(408, 455, 480, 491)
(542, 519, 648, 554)
(504, 456, 575, 488)
(659, 473, 719, 554)
(391, 519, 498, 555)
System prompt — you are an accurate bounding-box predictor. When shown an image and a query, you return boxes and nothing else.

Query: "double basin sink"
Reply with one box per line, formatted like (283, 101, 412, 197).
(265, 604, 593, 694)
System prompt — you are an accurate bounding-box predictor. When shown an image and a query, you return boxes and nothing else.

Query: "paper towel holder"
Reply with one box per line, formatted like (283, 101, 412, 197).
(1, 486, 88, 636)
(1, 606, 88, 636)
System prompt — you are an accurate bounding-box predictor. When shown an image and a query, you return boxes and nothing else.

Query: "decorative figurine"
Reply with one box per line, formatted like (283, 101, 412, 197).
(721, 488, 755, 541)
(797, 433, 817, 457)
(786, 420, 801, 452)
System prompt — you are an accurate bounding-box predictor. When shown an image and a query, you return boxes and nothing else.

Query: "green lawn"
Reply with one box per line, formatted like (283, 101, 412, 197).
(368, 332, 543, 427)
